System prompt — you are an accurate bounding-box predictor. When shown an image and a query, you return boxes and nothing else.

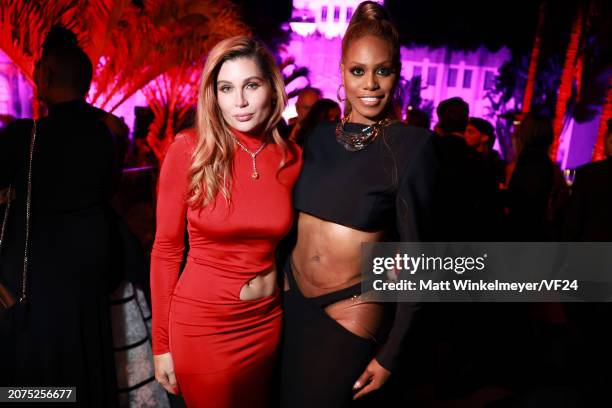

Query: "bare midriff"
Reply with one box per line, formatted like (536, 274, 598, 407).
(290, 212, 386, 340)
(239, 265, 278, 301)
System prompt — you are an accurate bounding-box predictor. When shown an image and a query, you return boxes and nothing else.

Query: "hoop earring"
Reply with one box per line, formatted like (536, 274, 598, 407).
(337, 84, 346, 102)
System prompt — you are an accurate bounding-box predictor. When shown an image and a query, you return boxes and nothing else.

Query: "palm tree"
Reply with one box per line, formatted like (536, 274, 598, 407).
(142, 65, 199, 162)
(592, 78, 612, 161)
(522, 0, 547, 113)
(538, 0, 612, 164)
(140, 2, 249, 163)
(551, 3, 584, 161)
(0, 1, 86, 83)
(567, 0, 612, 161)
(90, 1, 248, 112)
(0, 0, 248, 162)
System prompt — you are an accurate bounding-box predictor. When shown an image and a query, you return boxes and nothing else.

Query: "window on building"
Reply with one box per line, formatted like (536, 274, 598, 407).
(0, 76, 10, 115)
(447, 68, 458, 87)
(484, 70, 496, 90)
(413, 65, 422, 79)
(321, 6, 328, 21)
(462, 69, 473, 89)
(334, 6, 340, 22)
(427, 66, 438, 86)
(346, 7, 353, 21)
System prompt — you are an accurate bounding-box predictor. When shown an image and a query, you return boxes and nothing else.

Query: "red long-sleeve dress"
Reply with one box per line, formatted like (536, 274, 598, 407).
(151, 128, 301, 408)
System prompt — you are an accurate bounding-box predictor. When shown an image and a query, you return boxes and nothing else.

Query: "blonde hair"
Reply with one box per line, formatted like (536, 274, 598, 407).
(188, 36, 288, 208)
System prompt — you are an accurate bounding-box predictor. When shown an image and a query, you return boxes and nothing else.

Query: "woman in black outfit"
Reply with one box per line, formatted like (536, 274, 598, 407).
(280, 2, 436, 407)
(0, 27, 119, 407)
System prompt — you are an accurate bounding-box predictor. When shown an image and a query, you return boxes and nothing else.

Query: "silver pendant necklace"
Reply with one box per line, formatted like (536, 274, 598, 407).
(232, 136, 267, 179)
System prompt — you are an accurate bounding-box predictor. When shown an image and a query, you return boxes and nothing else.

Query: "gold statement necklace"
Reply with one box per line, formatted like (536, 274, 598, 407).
(232, 136, 267, 179)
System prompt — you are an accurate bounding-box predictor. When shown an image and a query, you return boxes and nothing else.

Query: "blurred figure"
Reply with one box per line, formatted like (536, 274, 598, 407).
(467, 117, 506, 187)
(294, 98, 340, 146)
(433, 122, 442, 134)
(0, 25, 119, 406)
(465, 117, 494, 152)
(288, 86, 321, 141)
(436, 97, 469, 138)
(431, 97, 496, 241)
(507, 113, 569, 240)
(428, 98, 508, 400)
(0, 114, 15, 131)
(563, 118, 612, 241)
(405, 107, 431, 129)
(562, 119, 612, 406)
(96, 112, 129, 168)
(294, 87, 322, 124)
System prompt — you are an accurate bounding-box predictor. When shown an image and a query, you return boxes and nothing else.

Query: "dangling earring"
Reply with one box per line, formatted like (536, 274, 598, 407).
(337, 84, 346, 102)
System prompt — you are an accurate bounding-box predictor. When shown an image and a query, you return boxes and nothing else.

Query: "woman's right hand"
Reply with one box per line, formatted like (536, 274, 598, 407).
(154, 353, 179, 395)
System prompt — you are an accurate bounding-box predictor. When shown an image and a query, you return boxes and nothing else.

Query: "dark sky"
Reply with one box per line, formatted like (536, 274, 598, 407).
(385, 0, 541, 52)
(233, 0, 541, 52)
(233, 0, 603, 58)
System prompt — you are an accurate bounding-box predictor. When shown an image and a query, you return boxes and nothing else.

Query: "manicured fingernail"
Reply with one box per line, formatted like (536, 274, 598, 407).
(353, 381, 360, 389)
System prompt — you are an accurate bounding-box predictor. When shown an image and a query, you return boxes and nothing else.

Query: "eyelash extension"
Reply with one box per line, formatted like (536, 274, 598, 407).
(349, 67, 395, 76)
(376, 67, 394, 76)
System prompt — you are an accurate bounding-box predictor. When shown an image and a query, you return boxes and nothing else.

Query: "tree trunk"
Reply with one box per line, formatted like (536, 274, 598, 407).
(592, 77, 612, 161)
(551, 4, 584, 161)
(522, 0, 547, 113)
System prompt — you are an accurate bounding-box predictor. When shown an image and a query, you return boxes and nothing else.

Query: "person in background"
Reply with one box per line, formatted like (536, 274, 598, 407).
(431, 97, 496, 241)
(0, 25, 119, 407)
(507, 113, 568, 241)
(0, 114, 15, 131)
(427, 98, 507, 401)
(562, 118, 612, 406)
(293, 87, 322, 125)
(563, 117, 612, 241)
(287, 86, 322, 141)
(405, 107, 431, 130)
(293, 98, 341, 146)
(466, 117, 506, 187)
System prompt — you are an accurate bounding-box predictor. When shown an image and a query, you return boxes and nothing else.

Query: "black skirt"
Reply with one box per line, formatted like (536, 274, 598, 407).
(280, 258, 383, 408)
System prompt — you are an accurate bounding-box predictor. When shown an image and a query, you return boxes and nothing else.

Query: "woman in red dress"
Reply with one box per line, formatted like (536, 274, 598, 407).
(150, 37, 302, 407)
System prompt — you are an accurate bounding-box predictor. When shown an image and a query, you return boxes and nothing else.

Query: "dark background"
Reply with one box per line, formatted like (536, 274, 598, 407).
(230, 0, 610, 57)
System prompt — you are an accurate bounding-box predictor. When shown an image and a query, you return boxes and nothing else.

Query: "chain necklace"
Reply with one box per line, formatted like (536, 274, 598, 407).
(20, 120, 36, 302)
(335, 115, 396, 152)
(232, 136, 267, 179)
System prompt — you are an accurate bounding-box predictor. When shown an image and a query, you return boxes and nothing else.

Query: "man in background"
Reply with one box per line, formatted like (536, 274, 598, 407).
(564, 118, 612, 240)
(465, 117, 506, 187)
(287, 86, 321, 141)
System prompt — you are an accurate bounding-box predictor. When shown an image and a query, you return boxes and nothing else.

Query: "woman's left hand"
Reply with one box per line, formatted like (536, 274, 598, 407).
(352, 358, 391, 400)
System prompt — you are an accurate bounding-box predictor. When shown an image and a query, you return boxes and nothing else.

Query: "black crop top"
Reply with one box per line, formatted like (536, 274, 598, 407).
(295, 121, 436, 240)
(293, 121, 437, 371)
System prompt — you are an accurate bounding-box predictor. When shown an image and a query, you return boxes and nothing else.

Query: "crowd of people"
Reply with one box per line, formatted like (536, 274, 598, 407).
(1, 1, 611, 408)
